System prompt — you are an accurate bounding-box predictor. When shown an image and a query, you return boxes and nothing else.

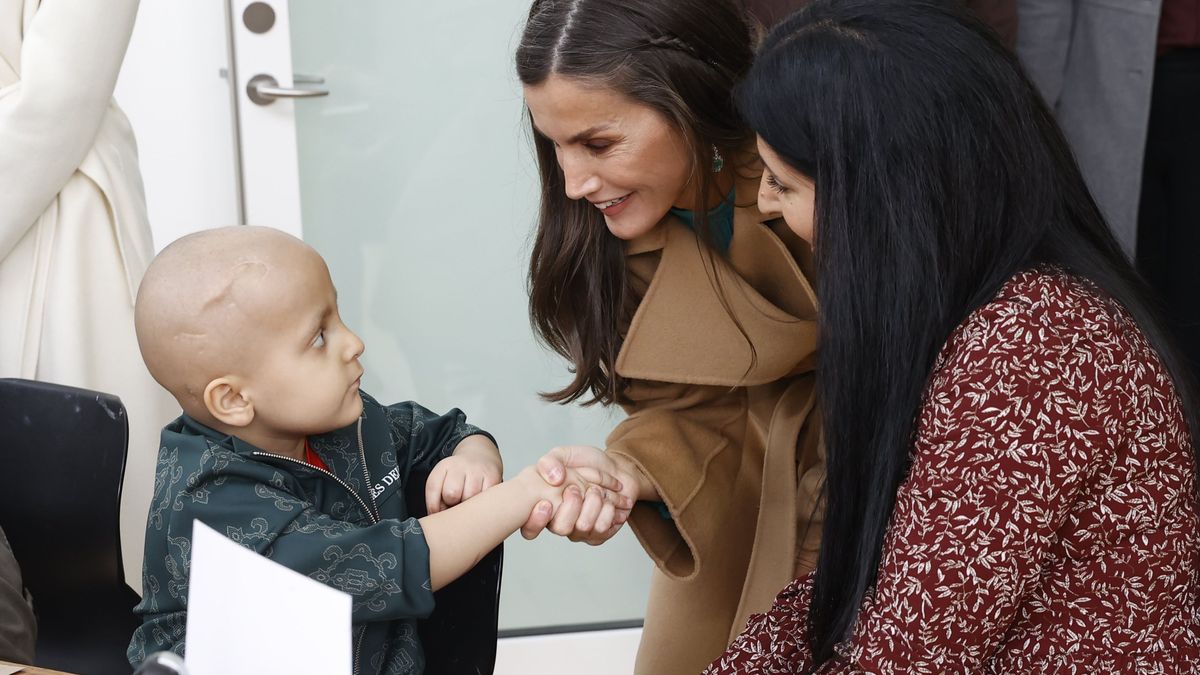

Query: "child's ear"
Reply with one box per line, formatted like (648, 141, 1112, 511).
(203, 377, 255, 427)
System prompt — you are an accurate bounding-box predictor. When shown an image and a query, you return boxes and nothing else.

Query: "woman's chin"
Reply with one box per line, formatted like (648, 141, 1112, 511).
(604, 214, 662, 241)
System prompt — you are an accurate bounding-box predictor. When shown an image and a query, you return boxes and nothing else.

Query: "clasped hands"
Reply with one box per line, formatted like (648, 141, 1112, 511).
(426, 438, 645, 546)
(519, 445, 646, 545)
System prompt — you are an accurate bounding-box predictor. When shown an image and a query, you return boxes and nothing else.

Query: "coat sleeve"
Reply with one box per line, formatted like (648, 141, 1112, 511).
(710, 300, 1119, 673)
(385, 401, 496, 477)
(170, 468, 438, 623)
(0, 0, 139, 260)
(606, 380, 748, 581)
(1015, 0, 1076, 109)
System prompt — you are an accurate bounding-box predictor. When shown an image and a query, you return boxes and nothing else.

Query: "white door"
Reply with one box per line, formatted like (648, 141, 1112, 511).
(224, 0, 651, 659)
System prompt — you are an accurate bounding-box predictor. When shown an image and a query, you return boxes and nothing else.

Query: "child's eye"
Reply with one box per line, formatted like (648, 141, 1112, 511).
(766, 173, 789, 194)
(312, 331, 325, 348)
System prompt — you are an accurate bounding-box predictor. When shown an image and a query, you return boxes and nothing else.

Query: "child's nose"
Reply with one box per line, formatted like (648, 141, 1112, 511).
(344, 330, 365, 361)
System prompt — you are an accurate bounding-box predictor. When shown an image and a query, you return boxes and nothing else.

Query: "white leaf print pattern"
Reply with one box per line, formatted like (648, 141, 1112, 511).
(707, 268, 1200, 674)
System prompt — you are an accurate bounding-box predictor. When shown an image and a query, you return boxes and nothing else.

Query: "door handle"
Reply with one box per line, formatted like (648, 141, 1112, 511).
(247, 73, 329, 106)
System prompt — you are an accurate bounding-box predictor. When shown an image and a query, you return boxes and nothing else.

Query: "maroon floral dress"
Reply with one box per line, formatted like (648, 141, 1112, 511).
(707, 268, 1200, 674)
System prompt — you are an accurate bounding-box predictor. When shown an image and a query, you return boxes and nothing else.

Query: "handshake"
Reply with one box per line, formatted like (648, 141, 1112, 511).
(426, 441, 650, 546)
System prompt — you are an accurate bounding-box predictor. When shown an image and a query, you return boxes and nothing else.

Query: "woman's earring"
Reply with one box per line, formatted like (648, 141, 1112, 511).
(711, 145, 725, 173)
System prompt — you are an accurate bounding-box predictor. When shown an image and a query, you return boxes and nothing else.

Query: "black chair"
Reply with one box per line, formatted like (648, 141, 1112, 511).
(0, 378, 141, 674)
(407, 467, 503, 675)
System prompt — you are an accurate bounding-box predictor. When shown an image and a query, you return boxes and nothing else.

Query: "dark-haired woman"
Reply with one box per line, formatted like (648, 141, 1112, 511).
(513, 0, 824, 672)
(708, 1, 1200, 672)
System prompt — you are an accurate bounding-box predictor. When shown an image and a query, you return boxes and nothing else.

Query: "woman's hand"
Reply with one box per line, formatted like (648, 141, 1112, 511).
(520, 445, 650, 545)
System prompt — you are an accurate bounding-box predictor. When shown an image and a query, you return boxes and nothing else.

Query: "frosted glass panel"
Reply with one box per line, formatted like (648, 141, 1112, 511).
(288, 1, 652, 630)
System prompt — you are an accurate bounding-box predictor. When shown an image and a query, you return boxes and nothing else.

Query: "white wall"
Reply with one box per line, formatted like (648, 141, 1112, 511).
(115, 0, 239, 252)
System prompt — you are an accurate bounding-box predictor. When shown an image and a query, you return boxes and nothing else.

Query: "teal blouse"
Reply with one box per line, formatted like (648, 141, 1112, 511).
(669, 189, 736, 253)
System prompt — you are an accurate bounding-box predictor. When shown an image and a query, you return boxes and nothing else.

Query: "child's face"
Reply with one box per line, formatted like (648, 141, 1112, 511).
(241, 251, 366, 437)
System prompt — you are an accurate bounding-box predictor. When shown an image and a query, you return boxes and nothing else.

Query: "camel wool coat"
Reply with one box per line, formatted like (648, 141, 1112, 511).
(607, 171, 825, 675)
(0, 0, 175, 590)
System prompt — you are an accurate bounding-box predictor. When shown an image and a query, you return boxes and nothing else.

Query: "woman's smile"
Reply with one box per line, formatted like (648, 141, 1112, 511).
(594, 193, 632, 216)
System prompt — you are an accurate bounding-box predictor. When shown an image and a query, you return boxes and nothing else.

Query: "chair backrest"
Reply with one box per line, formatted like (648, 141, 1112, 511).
(406, 466, 503, 674)
(420, 544, 503, 675)
(0, 378, 141, 674)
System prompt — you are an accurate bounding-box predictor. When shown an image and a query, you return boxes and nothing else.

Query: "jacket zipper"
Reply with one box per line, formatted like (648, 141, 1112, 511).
(251, 446, 379, 525)
(257, 419, 377, 674)
(355, 419, 380, 521)
(353, 624, 366, 675)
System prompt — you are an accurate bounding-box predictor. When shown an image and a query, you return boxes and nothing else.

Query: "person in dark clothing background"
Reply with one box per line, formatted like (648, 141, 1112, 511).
(1138, 0, 1200, 382)
(0, 525, 35, 664)
(962, 0, 1016, 46)
(743, 0, 1017, 46)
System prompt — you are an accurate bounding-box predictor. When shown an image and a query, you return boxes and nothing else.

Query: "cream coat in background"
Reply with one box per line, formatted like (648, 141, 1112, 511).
(0, 0, 175, 591)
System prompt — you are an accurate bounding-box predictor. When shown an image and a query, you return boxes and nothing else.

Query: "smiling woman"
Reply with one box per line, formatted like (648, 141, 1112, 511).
(513, 1, 827, 673)
(524, 76, 697, 241)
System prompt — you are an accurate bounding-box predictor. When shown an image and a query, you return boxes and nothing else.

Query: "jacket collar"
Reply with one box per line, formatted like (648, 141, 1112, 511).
(170, 411, 361, 466)
(172, 414, 268, 457)
(616, 168, 819, 386)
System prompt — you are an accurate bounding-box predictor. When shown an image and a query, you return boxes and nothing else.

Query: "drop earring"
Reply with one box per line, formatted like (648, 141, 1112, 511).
(711, 144, 725, 173)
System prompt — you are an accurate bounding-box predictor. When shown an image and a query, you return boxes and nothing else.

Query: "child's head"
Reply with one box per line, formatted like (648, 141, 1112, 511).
(135, 226, 365, 437)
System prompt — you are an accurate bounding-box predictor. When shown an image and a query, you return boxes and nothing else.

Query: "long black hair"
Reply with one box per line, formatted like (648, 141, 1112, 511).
(516, 0, 757, 405)
(736, 0, 1199, 663)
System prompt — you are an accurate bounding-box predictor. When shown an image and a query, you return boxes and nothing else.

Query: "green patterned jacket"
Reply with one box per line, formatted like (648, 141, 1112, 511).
(127, 391, 492, 674)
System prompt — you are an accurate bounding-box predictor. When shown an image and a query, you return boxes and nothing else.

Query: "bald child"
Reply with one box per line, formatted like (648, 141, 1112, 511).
(126, 227, 630, 674)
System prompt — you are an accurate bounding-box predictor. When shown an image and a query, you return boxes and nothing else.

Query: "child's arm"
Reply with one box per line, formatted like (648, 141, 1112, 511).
(164, 449, 619, 621)
(420, 466, 631, 591)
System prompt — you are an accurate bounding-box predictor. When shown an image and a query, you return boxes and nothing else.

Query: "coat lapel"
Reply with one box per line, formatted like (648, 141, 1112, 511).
(616, 171, 819, 385)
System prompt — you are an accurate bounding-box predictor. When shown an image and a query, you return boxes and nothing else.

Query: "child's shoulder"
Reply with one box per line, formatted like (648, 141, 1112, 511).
(158, 415, 233, 466)
(359, 391, 438, 425)
(156, 415, 294, 486)
(359, 392, 431, 428)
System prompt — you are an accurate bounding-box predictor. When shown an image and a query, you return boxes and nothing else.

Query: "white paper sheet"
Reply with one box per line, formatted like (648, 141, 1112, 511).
(185, 520, 352, 675)
(0, 665, 23, 675)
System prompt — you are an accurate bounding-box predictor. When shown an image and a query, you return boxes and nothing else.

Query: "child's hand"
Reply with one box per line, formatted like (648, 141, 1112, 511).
(517, 459, 635, 543)
(425, 435, 503, 514)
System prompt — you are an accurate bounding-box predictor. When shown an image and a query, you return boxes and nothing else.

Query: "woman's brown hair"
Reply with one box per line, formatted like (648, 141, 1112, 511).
(516, 0, 757, 405)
